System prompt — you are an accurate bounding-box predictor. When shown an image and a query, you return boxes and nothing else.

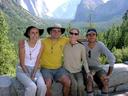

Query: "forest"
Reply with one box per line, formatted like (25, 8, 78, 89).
(0, 9, 128, 76)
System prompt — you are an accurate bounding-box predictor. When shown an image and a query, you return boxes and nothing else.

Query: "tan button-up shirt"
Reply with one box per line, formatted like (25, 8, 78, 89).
(63, 42, 90, 73)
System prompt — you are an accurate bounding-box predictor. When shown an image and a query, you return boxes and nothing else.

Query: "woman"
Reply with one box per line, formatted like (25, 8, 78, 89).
(16, 26, 46, 96)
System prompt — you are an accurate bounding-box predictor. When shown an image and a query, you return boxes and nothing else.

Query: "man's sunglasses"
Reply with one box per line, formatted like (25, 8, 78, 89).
(88, 50, 91, 58)
(69, 32, 79, 36)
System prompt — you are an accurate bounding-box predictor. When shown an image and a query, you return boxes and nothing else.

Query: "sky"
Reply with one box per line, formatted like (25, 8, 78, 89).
(103, 0, 110, 3)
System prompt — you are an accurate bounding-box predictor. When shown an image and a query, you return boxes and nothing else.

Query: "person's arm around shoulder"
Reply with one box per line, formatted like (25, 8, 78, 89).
(77, 38, 87, 43)
(18, 40, 29, 75)
(31, 40, 44, 80)
(62, 36, 69, 43)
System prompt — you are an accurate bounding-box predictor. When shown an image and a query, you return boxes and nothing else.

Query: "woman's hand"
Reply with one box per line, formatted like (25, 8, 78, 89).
(87, 72, 93, 80)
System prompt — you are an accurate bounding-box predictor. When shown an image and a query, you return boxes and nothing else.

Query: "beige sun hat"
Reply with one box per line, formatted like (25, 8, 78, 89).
(47, 23, 65, 34)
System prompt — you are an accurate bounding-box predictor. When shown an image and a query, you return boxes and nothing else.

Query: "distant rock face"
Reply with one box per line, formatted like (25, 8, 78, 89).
(74, 0, 128, 22)
(0, 63, 128, 96)
(6, 0, 128, 22)
(14, 0, 48, 17)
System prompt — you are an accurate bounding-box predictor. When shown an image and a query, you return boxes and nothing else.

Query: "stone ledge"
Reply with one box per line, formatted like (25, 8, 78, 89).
(0, 63, 128, 96)
(0, 76, 11, 96)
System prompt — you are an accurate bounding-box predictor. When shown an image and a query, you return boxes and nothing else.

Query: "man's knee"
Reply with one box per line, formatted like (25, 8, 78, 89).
(59, 75, 71, 88)
(45, 79, 52, 89)
(71, 80, 77, 91)
(78, 84, 85, 92)
(100, 77, 109, 87)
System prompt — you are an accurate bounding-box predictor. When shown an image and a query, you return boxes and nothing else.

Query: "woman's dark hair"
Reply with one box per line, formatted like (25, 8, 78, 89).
(24, 26, 44, 38)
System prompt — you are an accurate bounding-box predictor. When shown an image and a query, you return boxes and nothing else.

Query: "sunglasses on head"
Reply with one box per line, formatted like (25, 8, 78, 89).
(69, 32, 79, 36)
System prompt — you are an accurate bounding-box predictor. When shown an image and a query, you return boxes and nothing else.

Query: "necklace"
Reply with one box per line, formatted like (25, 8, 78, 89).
(29, 47, 35, 60)
(29, 50, 32, 60)
(28, 42, 37, 60)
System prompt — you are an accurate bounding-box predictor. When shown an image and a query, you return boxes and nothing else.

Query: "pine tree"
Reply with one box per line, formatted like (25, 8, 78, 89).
(121, 10, 128, 47)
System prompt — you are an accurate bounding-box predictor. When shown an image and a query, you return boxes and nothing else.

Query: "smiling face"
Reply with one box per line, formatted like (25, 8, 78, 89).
(50, 28, 62, 39)
(86, 31, 97, 43)
(28, 28, 40, 41)
(69, 28, 79, 44)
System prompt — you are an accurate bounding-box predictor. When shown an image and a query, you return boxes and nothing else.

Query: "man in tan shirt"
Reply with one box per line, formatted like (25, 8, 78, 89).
(63, 28, 91, 96)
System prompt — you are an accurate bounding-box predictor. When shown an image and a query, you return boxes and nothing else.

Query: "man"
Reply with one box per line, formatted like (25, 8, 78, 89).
(40, 24, 70, 96)
(63, 28, 91, 96)
(81, 28, 115, 96)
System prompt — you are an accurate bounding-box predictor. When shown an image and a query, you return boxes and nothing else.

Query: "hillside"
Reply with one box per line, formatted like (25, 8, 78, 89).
(0, 0, 46, 44)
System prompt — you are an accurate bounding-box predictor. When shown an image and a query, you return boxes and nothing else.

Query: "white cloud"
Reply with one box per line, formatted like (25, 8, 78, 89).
(103, 0, 110, 3)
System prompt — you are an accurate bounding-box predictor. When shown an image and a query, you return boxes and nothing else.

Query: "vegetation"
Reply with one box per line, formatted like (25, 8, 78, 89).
(98, 10, 128, 64)
(0, 11, 17, 76)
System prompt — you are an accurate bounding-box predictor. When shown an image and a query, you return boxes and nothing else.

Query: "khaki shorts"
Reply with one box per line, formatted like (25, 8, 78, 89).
(89, 66, 106, 77)
(89, 66, 106, 89)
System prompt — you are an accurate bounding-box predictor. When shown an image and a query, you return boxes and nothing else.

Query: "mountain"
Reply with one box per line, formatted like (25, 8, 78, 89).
(2, 0, 127, 30)
(0, 0, 46, 43)
(15, 0, 107, 20)
(82, 0, 104, 10)
(52, 0, 79, 20)
(14, 0, 49, 18)
(74, 0, 104, 22)
(15, 0, 128, 23)
(14, 0, 81, 19)
(74, 0, 128, 22)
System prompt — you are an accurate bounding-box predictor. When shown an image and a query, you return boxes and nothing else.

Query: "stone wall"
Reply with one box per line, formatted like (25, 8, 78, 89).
(0, 63, 128, 96)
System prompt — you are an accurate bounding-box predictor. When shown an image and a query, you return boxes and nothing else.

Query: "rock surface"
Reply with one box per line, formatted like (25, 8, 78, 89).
(104, 64, 128, 92)
(0, 63, 128, 96)
(0, 76, 11, 96)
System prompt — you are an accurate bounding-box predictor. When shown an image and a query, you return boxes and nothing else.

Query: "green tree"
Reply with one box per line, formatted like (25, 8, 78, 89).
(104, 25, 121, 50)
(120, 10, 128, 48)
(0, 11, 17, 76)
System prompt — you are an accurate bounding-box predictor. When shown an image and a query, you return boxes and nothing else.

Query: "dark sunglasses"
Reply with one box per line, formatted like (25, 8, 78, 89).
(69, 32, 79, 36)
(88, 50, 91, 58)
